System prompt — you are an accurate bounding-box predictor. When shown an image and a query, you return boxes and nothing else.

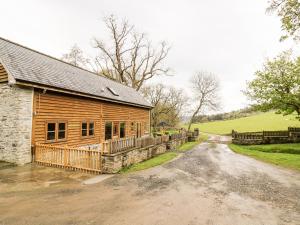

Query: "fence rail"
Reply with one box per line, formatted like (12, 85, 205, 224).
(35, 143, 102, 173)
(102, 133, 185, 154)
(232, 127, 300, 145)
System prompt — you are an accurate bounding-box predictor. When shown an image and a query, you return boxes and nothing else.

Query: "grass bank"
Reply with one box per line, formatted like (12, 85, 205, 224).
(229, 143, 300, 171)
(188, 112, 300, 135)
(119, 152, 178, 173)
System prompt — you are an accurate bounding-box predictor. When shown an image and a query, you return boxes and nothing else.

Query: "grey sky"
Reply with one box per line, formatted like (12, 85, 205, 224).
(1, 0, 299, 112)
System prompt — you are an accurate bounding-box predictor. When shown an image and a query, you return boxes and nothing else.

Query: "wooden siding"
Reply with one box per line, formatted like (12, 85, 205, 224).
(32, 90, 150, 147)
(0, 63, 8, 83)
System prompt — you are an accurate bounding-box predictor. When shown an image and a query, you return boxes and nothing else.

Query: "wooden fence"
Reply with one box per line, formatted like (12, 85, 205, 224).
(232, 127, 300, 145)
(102, 135, 171, 154)
(35, 143, 102, 173)
(34, 133, 186, 172)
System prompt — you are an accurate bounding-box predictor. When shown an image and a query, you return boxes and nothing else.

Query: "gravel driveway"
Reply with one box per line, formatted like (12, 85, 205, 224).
(1, 136, 300, 225)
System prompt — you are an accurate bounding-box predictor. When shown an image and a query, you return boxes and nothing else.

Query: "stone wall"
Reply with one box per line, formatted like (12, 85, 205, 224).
(102, 144, 167, 173)
(167, 138, 187, 151)
(0, 84, 33, 164)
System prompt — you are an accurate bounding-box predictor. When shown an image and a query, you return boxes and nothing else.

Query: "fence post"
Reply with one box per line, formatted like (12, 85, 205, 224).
(109, 141, 112, 154)
(63, 146, 67, 167)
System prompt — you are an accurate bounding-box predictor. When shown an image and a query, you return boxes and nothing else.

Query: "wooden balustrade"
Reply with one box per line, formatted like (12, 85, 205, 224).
(35, 143, 102, 173)
(102, 136, 136, 154)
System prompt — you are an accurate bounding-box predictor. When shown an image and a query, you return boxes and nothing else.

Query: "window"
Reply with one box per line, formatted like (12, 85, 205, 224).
(82, 122, 88, 137)
(120, 122, 126, 138)
(105, 122, 112, 140)
(47, 123, 56, 141)
(46, 122, 67, 142)
(81, 121, 94, 137)
(113, 123, 119, 136)
(89, 122, 94, 136)
(58, 123, 66, 140)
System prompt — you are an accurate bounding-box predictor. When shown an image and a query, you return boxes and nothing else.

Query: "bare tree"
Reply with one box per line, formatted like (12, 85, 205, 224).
(187, 72, 220, 131)
(93, 15, 171, 91)
(142, 84, 186, 130)
(61, 44, 91, 69)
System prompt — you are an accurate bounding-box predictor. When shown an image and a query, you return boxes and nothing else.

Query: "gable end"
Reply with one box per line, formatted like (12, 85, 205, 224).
(0, 63, 8, 83)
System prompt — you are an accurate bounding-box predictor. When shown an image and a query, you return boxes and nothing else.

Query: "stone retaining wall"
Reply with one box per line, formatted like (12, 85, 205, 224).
(102, 137, 187, 173)
(0, 84, 33, 164)
(102, 144, 167, 173)
(167, 138, 187, 151)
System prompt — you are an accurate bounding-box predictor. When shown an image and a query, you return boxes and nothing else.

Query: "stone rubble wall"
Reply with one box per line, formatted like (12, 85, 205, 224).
(0, 84, 33, 164)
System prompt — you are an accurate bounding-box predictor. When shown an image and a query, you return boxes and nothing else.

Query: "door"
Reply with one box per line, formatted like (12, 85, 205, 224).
(136, 122, 142, 138)
(105, 122, 112, 140)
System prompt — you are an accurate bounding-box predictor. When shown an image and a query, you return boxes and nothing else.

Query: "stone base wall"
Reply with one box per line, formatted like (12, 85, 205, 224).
(167, 138, 187, 151)
(0, 84, 33, 164)
(102, 144, 167, 173)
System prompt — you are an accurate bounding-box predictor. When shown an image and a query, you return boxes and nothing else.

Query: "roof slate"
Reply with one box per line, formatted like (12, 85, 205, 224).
(0, 37, 152, 108)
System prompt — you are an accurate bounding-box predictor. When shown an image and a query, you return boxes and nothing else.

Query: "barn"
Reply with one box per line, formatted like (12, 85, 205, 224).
(0, 37, 152, 165)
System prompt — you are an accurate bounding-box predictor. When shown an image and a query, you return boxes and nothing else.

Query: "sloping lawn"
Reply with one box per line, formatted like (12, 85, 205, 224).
(229, 143, 300, 171)
(188, 112, 300, 135)
(119, 152, 178, 173)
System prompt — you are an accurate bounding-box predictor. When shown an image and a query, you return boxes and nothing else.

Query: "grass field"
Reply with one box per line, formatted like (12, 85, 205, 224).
(229, 143, 300, 171)
(189, 112, 300, 135)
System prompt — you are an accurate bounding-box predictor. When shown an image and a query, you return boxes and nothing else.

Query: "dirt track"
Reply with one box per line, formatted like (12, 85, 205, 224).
(1, 137, 300, 225)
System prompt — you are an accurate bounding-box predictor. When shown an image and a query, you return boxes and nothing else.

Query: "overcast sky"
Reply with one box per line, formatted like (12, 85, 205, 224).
(1, 0, 299, 112)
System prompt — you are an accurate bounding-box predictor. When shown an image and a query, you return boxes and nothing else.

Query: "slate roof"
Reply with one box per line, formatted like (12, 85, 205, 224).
(0, 37, 152, 108)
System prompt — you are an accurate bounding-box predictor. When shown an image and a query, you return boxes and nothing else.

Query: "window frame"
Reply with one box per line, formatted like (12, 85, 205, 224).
(119, 122, 126, 138)
(89, 121, 95, 136)
(113, 122, 119, 137)
(105, 121, 113, 140)
(81, 120, 95, 138)
(45, 121, 68, 143)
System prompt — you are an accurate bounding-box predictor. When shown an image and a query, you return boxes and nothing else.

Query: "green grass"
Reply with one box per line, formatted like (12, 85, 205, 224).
(188, 112, 300, 135)
(229, 143, 300, 171)
(178, 133, 209, 152)
(119, 152, 178, 173)
(240, 143, 300, 154)
(178, 141, 199, 152)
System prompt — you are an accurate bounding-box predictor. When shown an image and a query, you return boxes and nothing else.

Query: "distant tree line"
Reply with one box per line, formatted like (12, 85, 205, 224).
(191, 106, 257, 123)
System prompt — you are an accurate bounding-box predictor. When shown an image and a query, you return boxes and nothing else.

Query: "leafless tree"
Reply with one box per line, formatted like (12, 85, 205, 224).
(93, 15, 171, 91)
(61, 44, 92, 69)
(142, 84, 186, 130)
(187, 72, 220, 131)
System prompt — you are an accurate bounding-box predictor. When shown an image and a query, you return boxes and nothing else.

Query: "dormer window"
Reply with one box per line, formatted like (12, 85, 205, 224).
(107, 87, 119, 96)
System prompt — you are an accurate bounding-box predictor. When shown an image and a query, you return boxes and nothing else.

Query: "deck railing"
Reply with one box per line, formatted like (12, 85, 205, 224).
(102, 136, 136, 154)
(35, 143, 102, 173)
(102, 133, 184, 154)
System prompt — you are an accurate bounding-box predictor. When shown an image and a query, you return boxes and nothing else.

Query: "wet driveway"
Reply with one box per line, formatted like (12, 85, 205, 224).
(1, 137, 300, 225)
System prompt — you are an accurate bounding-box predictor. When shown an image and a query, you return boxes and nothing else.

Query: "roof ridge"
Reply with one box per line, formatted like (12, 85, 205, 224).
(0, 36, 137, 91)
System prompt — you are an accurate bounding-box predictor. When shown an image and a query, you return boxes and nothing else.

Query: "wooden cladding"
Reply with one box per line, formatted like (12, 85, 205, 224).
(0, 63, 8, 83)
(32, 90, 150, 147)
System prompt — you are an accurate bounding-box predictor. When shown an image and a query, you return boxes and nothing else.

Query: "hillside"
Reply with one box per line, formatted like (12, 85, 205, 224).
(189, 112, 300, 135)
